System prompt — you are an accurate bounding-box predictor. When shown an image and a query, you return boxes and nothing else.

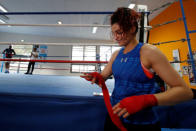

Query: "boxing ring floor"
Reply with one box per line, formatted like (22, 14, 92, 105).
(0, 74, 195, 131)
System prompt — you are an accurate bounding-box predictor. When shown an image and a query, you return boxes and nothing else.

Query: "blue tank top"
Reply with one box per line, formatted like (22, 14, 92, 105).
(112, 42, 160, 125)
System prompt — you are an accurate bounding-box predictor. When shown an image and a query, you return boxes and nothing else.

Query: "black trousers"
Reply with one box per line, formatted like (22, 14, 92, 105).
(104, 114, 161, 131)
(26, 62, 35, 74)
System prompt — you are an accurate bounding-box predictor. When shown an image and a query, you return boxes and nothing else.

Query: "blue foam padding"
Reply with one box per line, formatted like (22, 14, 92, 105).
(0, 74, 114, 97)
(0, 74, 196, 131)
(162, 129, 196, 131)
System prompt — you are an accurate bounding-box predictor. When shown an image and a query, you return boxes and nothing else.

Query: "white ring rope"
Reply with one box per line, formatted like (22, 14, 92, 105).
(0, 23, 110, 27)
(0, 23, 152, 29)
(0, 42, 118, 46)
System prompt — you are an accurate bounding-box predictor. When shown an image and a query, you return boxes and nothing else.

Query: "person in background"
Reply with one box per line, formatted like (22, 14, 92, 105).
(25, 47, 38, 75)
(3, 45, 16, 73)
(81, 7, 193, 131)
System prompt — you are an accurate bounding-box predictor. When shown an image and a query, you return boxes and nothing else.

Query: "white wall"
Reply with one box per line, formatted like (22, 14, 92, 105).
(0, 32, 115, 45)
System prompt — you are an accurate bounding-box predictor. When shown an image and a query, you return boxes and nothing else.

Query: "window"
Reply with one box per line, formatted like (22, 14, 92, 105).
(72, 46, 83, 60)
(71, 46, 96, 72)
(84, 46, 96, 61)
(100, 46, 121, 61)
(100, 46, 111, 61)
(9, 45, 33, 73)
(72, 64, 95, 72)
(71, 45, 120, 73)
(13, 45, 33, 56)
(99, 46, 121, 70)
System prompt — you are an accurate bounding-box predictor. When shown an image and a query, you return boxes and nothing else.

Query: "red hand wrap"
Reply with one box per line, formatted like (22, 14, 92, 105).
(88, 72, 127, 131)
(88, 72, 105, 86)
(120, 94, 158, 115)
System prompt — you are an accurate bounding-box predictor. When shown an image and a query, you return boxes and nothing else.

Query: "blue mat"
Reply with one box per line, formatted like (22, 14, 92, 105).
(0, 74, 196, 131)
(0, 74, 114, 97)
(162, 129, 196, 131)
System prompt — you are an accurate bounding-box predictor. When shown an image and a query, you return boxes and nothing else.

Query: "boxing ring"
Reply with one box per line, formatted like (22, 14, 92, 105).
(0, 74, 113, 131)
(0, 0, 196, 130)
(0, 74, 195, 131)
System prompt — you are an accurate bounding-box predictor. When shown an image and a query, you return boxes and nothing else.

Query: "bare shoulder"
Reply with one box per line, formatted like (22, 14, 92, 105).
(141, 44, 160, 54)
(141, 44, 165, 61)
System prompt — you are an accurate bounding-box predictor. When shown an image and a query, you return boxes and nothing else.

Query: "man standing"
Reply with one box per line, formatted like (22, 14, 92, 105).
(3, 45, 16, 73)
(25, 47, 38, 75)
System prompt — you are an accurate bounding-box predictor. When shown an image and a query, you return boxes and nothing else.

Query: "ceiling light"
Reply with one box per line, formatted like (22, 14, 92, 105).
(57, 21, 62, 24)
(21, 40, 24, 42)
(0, 4, 8, 12)
(128, 4, 135, 9)
(92, 27, 98, 34)
(0, 18, 6, 23)
(137, 5, 148, 12)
